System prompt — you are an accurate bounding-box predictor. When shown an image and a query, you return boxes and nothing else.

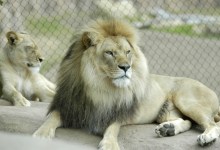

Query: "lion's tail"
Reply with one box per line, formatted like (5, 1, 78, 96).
(214, 107, 220, 123)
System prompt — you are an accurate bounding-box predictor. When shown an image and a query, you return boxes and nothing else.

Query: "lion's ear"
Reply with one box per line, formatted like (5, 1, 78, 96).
(6, 31, 19, 45)
(82, 32, 92, 49)
(82, 32, 99, 49)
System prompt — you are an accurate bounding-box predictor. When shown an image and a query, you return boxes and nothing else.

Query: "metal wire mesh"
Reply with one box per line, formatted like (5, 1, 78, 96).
(0, 0, 219, 97)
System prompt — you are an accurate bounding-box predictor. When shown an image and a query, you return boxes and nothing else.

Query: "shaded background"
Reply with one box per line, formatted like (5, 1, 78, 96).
(0, 0, 219, 97)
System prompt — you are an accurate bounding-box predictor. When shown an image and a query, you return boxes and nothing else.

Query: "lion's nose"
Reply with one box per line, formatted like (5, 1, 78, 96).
(38, 58, 44, 62)
(118, 64, 130, 72)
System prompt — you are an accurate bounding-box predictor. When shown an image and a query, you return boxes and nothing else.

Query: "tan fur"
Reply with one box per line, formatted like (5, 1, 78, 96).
(0, 31, 56, 106)
(33, 19, 220, 149)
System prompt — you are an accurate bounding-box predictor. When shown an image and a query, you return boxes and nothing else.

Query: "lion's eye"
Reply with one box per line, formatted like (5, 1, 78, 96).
(25, 46, 33, 51)
(105, 51, 113, 56)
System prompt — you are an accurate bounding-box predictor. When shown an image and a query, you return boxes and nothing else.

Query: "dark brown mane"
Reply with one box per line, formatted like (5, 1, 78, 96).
(48, 19, 139, 135)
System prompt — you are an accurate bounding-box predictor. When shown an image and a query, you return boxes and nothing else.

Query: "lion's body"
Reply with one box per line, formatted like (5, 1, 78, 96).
(0, 31, 55, 106)
(33, 19, 220, 149)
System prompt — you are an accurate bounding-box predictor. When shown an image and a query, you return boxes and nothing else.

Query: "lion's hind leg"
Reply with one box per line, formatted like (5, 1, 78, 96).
(197, 123, 220, 146)
(214, 107, 220, 122)
(155, 101, 192, 137)
(155, 118, 192, 137)
(175, 99, 220, 146)
(197, 107, 220, 146)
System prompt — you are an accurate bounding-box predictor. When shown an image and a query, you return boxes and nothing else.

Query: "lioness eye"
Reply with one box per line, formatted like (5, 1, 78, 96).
(126, 50, 131, 54)
(105, 51, 113, 56)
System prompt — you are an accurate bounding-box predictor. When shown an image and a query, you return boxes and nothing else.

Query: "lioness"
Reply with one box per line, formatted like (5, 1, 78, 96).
(0, 31, 56, 106)
(33, 19, 220, 149)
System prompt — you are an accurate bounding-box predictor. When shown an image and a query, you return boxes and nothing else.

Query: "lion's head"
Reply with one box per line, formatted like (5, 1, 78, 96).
(4, 31, 44, 73)
(50, 18, 150, 134)
(80, 19, 149, 89)
(82, 34, 133, 88)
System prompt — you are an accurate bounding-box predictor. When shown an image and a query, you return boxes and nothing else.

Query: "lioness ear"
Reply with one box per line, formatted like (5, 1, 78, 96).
(82, 32, 99, 49)
(6, 31, 19, 45)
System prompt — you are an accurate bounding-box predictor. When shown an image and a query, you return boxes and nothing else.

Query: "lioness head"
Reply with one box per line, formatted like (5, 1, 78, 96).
(80, 19, 148, 88)
(5, 31, 44, 73)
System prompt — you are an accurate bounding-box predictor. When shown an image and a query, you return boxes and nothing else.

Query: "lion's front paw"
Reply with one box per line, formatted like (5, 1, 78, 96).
(14, 99, 31, 107)
(33, 127, 55, 139)
(155, 123, 175, 137)
(98, 137, 120, 150)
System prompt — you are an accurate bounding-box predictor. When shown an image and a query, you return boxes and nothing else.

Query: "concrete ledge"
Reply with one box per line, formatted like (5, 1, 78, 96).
(0, 99, 219, 150)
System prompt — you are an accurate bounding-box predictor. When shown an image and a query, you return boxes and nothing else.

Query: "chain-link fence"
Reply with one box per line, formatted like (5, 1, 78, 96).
(0, 0, 220, 97)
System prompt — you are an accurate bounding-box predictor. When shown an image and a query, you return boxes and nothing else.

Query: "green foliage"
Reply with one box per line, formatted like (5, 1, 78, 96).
(152, 25, 194, 36)
(151, 24, 220, 39)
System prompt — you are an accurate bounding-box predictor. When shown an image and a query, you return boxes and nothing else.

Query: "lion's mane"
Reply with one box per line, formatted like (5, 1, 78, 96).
(49, 19, 149, 135)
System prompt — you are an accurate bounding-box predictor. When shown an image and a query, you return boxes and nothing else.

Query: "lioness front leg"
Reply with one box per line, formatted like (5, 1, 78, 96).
(33, 75, 56, 102)
(2, 84, 31, 106)
(98, 122, 121, 150)
(33, 110, 61, 138)
(35, 86, 55, 102)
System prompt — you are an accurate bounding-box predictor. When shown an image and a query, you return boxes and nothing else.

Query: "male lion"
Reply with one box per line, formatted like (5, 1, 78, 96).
(33, 19, 220, 149)
(0, 31, 56, 106)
